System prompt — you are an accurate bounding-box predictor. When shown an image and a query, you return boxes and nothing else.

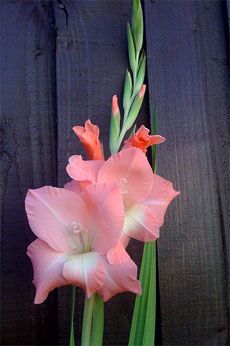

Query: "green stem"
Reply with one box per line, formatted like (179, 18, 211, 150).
(70, 286, 76, 346)
(81, 294, 95, 346)
(90, 294, 104, 346)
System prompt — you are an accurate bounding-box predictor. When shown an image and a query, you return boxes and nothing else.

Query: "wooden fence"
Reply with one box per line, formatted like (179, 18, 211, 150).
(1, 0, 229, 345)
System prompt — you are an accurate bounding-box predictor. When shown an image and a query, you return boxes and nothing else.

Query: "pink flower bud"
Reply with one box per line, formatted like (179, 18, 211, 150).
(139, 84, 146, 98)
(112, 95, 119, 115)
(73, 120, 104, 160)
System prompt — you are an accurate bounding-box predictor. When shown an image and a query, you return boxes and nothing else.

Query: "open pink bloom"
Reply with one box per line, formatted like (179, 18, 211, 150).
(123, 125, 165, 154)
(73, 120, 104, 160)
(25, 184, 141, 304)
(66, 148, 180, 263)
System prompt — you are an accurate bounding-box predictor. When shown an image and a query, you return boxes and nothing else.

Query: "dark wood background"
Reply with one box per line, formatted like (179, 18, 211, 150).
(1, 0, 229, 345)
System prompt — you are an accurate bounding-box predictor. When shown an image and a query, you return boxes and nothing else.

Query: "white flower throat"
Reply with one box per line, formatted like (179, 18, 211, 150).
(119, 177, 128, 194)
(72, 221, 90, 253)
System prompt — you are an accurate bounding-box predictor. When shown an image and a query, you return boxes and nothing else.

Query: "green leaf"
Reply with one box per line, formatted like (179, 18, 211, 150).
(132, 0, 143, 55)
(134, 51, 146, 95)
(69, 286, 76, 346)
(129, 242, 156, 346)
(127, 22, 136, 74)
(151, 105, 158, 172)
(123, 70, 132, 112)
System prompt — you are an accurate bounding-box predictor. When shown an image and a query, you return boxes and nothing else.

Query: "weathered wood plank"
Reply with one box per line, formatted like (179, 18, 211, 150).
(1, 1, 58, 344)
(54, 1, 148, 345)
(144, 0, 229, 344)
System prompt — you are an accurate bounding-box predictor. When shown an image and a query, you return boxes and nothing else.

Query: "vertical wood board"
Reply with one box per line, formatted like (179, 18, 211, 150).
(144, 1, 229, 344)
(1, 1, 58, 344)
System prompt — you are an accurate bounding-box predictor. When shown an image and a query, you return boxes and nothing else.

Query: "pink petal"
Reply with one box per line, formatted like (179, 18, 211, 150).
(62, 252, 105, 298)
(64, 180, 82, 194)
(97, 148, 153, 208)
(25, 186, 86, 253)
(66, 155, 104, 182)
(144, 174, 180, 226)
(81, 183, 125, 254)
(27, 239, 68, 304)
(106, 241, 131, 265)
(123, 204, 161, 242)
(149, 135, 165, 145)
(99, 256, 141, 301)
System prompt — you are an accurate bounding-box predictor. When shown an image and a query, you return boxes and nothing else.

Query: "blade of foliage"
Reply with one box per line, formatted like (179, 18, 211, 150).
(128, 108, 158, 346)
(69, 286, 76, 346)
(152, 105, 158, 172)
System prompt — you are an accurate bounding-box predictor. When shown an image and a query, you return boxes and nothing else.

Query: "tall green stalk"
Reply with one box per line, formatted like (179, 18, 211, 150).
(80, 294, 104, 346)
(81, 295, 95, 346)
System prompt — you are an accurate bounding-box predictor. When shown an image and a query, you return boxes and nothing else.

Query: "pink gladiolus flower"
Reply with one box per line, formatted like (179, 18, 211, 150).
(25, 183, 141, 304)
(66, 148, 180, 263)
(73, 120, 104, 160)
(123, 125, 165, 154)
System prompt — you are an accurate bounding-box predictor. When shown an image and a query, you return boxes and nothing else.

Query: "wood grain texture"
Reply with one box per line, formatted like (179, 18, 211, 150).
(54, 1, 147, 345)
(1, 0, 229, 345)
(144, 0, 229, 345)
(1, 1, 58, 344)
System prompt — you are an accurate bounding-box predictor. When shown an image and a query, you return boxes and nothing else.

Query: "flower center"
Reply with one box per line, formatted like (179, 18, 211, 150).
(72, 221, 90, 253)
(119, 177, 128, 194)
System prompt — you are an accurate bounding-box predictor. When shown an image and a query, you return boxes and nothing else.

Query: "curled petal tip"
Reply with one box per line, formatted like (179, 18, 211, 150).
(72, 120, 104, 160)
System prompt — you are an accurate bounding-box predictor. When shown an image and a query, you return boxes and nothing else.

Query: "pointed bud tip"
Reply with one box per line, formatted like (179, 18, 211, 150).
(139, 84, 146, 98)
(112, 95, 119, 115)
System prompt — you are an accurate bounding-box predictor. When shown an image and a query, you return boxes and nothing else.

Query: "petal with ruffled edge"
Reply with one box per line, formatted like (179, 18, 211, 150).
(99, 256, 141, 301)
(66, 155, 104, 182)
(25, 186, 87, 253)
(123, 204, 161, 242)
(62, 252, 105, 298)
(143, 174, 180, 226)
(81, 183, 124, 255)
(97, 148, 153, 208)
(27, 239, 68, 304)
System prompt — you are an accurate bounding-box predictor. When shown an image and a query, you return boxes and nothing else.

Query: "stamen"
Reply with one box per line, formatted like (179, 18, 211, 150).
(72, 221, 84, 233)
(119, 177, 128, 194)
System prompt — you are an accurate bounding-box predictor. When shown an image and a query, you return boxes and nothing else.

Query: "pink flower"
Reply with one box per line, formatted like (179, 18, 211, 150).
(66, 148, 180, 263)
(26, 183, 141, 304)
(73, 120, 104, 160)
(123, 125, 165, 154)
